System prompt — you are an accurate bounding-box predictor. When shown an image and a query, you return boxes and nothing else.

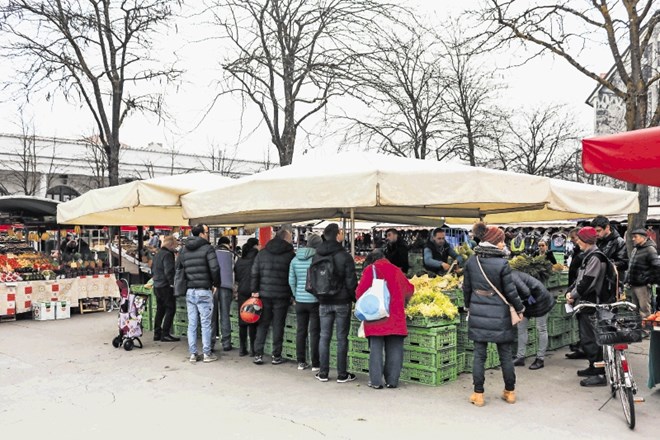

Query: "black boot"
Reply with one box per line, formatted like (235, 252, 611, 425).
(153, 330, 162, 341)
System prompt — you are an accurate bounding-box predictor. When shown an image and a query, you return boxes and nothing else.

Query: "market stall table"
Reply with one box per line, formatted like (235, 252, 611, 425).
(0, 274, 118, 317)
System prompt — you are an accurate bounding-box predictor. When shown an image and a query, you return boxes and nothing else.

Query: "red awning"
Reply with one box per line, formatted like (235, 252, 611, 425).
(582, 127, 660, 186)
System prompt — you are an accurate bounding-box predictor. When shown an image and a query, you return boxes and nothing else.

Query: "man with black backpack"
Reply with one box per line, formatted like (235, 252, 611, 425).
(565, 226, 611, 387)
(308, 223, 358, 383)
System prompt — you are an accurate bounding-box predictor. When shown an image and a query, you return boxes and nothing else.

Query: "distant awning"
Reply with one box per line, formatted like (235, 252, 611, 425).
(582, 127, 660, 186)
(0, 196, 59, 217)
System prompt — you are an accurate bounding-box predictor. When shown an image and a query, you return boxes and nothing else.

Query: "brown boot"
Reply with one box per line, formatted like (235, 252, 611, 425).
(470, 392, 485, 407)
(501, 390, 516, 404)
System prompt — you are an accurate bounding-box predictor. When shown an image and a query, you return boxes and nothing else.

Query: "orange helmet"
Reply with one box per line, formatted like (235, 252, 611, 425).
(240, 297, 263, 324)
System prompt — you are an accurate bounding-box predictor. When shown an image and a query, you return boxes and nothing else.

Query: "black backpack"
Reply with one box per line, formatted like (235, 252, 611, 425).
(584, 250, 620, 304)
(306, 254, 342, 297)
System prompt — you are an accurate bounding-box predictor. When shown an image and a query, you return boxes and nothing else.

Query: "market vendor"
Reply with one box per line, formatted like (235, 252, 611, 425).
(423, 228, 463, 275)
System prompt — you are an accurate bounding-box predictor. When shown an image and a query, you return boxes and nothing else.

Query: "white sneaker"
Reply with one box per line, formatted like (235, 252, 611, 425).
(298, 362, 309, 370)
(311, 367, 320, 372)
(189, 353, 199, 364)
(203, 353, 218, 363)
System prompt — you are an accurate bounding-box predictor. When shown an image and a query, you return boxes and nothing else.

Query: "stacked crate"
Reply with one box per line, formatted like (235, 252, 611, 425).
(457, 312, 501, 373)
(547, 296, 576, 350)
(349, 316, 459, 386)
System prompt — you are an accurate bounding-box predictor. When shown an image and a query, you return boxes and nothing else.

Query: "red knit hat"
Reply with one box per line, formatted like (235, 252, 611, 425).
(482, 226, 505, 245)
(577, 226, 597, 245)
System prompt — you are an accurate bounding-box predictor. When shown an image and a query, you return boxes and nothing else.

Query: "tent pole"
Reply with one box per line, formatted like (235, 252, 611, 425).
(350, 208, 355, 258)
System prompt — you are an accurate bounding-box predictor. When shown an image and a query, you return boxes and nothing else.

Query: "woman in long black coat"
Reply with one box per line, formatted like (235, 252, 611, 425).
(234, 238, 260, 356)
(463, 223, 525, 407)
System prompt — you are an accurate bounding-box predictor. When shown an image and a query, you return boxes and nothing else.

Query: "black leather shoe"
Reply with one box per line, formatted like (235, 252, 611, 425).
(577, 366, 605, 377)
(565, 351, 587, 359)
(580, 375, 606, 387)
(223, 345, 233, 352)
(161, 334, 180, 342)
(239, 350, 248, 357)
(529, 358, 544, 370)
(153, 333, 161, 342)
(513, 357, 525, 367)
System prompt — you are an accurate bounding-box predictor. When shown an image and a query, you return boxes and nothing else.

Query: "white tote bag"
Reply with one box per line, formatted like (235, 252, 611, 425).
(354, 265, 390, 322)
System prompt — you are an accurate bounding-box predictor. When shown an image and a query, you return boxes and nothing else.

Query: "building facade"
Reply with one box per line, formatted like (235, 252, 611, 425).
(0, 133, 272, 200)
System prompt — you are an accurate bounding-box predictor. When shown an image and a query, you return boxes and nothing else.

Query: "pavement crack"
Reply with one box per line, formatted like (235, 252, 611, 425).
(272, 415, 327, 437)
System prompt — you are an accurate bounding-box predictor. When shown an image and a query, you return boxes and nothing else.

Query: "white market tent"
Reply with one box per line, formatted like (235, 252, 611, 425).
(57, 172, 233, 226)
(181, 152, 639, 227)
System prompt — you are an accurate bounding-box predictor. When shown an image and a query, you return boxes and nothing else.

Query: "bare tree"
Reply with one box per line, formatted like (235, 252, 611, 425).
(198, 142, 240, 176)
(479, 0, 660, 234)
(6, 116, 40, 195)
(0, 0, 182, 187)
(341, 28, 449, 160)
(441, 27, 509, 167)
(207, 0, 402, 166)
(496, 104, 581, 178)
(82, 136, 109, 190)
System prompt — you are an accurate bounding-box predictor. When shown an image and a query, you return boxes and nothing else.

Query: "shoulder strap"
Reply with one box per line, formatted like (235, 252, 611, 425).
(372, 264, 377, 280)
(475, 256, 512, 307)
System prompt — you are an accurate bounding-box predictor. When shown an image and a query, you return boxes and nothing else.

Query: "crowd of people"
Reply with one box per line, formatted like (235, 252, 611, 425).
(146, 215, 658, 405)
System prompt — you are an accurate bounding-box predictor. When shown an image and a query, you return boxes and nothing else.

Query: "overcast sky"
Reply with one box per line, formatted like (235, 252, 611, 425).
(0, 0, 614, 163)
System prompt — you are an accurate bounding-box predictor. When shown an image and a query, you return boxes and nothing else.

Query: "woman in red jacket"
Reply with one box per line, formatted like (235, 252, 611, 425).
(356, 250, 414, 389)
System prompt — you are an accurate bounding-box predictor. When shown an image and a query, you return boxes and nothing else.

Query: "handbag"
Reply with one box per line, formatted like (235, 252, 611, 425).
(354, 265, 391, 322)
(174, 249, 187, 297)
(475, 256, 522, 326)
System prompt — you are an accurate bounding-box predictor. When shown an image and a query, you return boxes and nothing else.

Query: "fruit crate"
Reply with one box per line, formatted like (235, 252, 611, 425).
(406, 315, 459, 329)
(402, 345, 457, 369)
(457, 330, 473, 352)
(349, 336, 370, 354)
(549, 298, 571, 319)
(545, 273, 560, 289)
(141, 312, 153, 332)
(462, 345, 500, 373)
(457, 352, 467, 373)
(349, 352, 370, 373)
(400, 363, 458, 386)
(548, 332, 572, 350)
(558, 271, 569, 287)
(405, 325, 457, 352)
(175, 297, 187, 312)
(547, 317, 571, 336)
(349, 318, 361, 337)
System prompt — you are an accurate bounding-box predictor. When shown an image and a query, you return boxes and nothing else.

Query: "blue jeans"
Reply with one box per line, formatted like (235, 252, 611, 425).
(186, 289, 214, 355)
(368, 335, 405, 387)
(319, 303, 351, 376)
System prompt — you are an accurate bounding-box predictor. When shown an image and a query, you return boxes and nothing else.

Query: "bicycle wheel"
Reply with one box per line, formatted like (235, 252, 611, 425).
(603, 345, 616, 398)
(615, 350, 635, 430)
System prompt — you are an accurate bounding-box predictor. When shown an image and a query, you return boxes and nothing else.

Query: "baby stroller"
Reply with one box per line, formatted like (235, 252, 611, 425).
(111, 278, 147, 351)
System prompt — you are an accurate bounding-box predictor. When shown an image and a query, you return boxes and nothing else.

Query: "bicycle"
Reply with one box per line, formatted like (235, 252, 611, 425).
(572, 301, 645, 430)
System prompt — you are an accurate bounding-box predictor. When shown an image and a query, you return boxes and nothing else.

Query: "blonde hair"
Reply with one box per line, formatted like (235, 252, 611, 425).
(162, 235, 176, 249)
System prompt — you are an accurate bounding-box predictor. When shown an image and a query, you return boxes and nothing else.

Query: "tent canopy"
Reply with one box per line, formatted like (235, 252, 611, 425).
(57, 172, 232, 226)
(181, 152, 639, 226)
(0, 196, 59, 216)
(582, 127, 660, 186)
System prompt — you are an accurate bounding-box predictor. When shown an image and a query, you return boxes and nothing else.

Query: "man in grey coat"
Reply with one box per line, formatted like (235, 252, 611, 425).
(216, 236, 236, 351)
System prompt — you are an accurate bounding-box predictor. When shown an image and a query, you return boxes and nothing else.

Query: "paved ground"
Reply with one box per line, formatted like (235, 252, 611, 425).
(0, 312, 657, 439)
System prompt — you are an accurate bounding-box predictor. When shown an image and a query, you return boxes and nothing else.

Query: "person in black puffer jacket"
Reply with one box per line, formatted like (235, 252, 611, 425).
(234, 238, 260, 357)
(176, 224, 220, 363)
(151, 235, 180, 342)
(625, 229, 660, 319)
(463, 222, 524, 407)
(250, 229, 295, 365)
(511, 270, 555, 371)
(592, 216, 628, 274)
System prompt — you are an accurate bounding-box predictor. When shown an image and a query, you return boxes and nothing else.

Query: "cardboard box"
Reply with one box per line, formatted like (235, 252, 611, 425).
(32, 301, 55, 321)
(55, 300, 71, 320)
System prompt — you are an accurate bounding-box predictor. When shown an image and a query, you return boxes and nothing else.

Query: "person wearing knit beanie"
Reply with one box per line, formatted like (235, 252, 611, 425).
(472, 222, 505, 247)
(576, 227, 597, 245)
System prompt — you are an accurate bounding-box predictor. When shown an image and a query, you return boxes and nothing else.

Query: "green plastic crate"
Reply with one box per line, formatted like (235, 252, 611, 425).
(405, 325, 457, 352)
(402, 345, 457, 369)
(548, 332, 572, 350)
(406, 315, 459, 329)
(349, 352, 370, 373)
(547, 317, 571, 336)
(349, 337, 370, 354)
(462, 344, 500, 372)
(400, 363, 458, 386)
(559, 271, 569, 287)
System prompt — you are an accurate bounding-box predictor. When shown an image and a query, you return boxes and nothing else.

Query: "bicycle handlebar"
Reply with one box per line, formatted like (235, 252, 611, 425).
(572, 301, 637, 313)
